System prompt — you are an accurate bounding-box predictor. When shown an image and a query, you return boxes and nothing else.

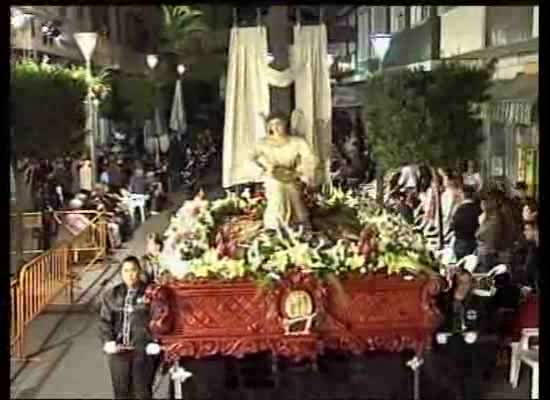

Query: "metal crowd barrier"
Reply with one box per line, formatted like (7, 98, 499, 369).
(10, 212, 107, 360)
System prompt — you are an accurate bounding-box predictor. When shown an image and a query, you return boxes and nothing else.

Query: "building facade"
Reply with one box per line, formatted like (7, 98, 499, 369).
(352, 5, 538, 195)
(439, 6, 538, 195)
(11, 6, 162, 75)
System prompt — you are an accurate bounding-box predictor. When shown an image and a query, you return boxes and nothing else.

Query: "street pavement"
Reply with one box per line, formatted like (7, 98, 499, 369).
(10, 172, 532, 399)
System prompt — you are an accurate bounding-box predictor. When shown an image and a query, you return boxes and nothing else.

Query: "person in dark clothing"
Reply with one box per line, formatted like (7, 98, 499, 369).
(451, 185, 482, 260)
(129, 168, 147, 194)
(427, 269, 497, 400)
(523, 220, 539, 291)
(99, 257, 160, 399)
(107, 160, 124, 194)
(141, 233, 164, 284)
(397, 191, 417, 225)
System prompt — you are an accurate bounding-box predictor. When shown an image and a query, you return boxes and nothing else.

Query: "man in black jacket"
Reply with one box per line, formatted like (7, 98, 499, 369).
(451, 185, 482, 260)
(99, 256, 160, 399)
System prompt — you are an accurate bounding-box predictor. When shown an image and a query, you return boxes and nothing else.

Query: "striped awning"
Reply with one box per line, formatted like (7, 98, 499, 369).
(482, 74, 538, 126)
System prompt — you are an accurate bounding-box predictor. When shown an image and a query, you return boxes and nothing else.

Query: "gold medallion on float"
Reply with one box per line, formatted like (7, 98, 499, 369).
(282, 290, 316, 335)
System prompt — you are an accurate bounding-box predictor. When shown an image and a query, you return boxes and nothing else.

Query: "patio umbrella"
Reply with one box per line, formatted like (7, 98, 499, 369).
(154, 108, 166, 166)
(169, 78, 187, 140)
(144, 119, 155, 155)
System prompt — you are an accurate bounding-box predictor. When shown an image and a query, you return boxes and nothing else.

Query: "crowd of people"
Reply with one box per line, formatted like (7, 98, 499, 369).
(374, 161, 539, 400)
(383, 161, 539, 291)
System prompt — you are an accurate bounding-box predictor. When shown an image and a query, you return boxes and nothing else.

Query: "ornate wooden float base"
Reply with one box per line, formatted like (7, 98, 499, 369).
(148, 273, 443, 363)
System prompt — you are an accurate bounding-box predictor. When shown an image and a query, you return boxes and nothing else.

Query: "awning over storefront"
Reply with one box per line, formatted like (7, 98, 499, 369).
(383, 16, 440, 69)
(483, 74, 538, 126)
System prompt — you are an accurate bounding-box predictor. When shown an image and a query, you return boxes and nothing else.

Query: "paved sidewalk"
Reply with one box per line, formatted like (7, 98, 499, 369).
(10, 190, 191, 399)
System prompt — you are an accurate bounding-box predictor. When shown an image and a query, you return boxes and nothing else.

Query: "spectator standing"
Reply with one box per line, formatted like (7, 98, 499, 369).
(523, 220, 539, 292)
(99, 257, 159, 399)
(142, 233, 164, 284)
(70, 155, 81, 195)
(433, 269, 496, 400)
(522, 198, 538, 223)
(398, 161, 419, 192)
(440, 175, 462, 236)
(513, 181, 529, 205)
(463, 160, 483, 192)
(80, 159, 93, 193)
(129, 168, 147, 195)
(108, 160, 124, 193)
(476, 192, 505, 273)
(451, 186, 482, 260)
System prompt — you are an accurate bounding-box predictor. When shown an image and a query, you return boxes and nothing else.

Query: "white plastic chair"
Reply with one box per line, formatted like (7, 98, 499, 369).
(127, 194, 149, 225)
(510, 328, 539, 399)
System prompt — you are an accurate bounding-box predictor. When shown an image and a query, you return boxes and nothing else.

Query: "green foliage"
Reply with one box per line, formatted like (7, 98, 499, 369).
(10, 58, 110, 158)
(100, 75, 156, 127)
(160, 5, 210, 54)
(363, 62, 493, 170)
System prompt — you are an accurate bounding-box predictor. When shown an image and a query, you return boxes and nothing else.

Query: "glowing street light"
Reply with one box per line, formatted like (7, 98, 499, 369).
(74, 32, 99, 186)
(146, 54, 159, 71)
(177, 64, 186, 76)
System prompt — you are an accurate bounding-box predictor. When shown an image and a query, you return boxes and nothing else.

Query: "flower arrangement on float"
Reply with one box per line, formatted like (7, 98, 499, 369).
(159, 188, 441, 283)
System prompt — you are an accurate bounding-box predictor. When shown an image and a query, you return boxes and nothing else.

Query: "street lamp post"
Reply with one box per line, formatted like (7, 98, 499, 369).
(74, 32, 99, 187)
(146, 54, 160, 167)
(369, 33, 392, 205)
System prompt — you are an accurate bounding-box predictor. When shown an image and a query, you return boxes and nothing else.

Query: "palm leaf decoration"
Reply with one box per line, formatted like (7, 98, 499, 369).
(160, 5, 210, 54)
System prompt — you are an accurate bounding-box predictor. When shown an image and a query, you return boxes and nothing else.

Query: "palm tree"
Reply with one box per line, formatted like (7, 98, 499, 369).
(160, 5, 210, 55)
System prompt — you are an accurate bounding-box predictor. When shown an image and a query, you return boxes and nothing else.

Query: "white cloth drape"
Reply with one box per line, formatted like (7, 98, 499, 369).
(170, 79, 187, 140)
(223, 27, 271, 188)
(222, 25, 332, 188)
(293, 25, 332, 186)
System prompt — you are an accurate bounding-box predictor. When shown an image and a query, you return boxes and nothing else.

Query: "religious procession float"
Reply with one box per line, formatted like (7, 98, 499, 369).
(147, 187, 444, 363)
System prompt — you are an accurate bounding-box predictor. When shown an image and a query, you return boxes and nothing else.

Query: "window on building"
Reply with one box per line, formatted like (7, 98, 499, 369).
(437, 6, 456, 16)
(486, 6, 534, 47)
(390, 6, 406, 33)
(410, 6, 431, 26)
(370, 6, 388, 33)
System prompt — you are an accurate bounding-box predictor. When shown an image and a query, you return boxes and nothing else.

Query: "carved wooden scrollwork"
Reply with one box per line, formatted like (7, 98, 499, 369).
(151, 275, 443, 361)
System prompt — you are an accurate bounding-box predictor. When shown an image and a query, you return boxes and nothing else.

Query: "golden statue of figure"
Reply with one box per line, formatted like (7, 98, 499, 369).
(251, 112, 318, 230)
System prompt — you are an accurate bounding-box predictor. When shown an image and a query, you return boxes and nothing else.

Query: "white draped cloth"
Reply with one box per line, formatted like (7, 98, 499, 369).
(222, 25, 332, 188)
(293, 25, 332, 187)
(223, 27, 271, 188)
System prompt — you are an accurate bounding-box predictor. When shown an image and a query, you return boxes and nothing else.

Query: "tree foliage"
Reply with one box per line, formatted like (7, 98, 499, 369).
(10, 58, 110, 158)
(160, 5, 210, 54)
(100, 75, 157, 127)
(362, 62, 493, 170)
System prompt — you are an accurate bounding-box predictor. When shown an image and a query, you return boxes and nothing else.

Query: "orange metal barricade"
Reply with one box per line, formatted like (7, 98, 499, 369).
(10, 212, 107, 360)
